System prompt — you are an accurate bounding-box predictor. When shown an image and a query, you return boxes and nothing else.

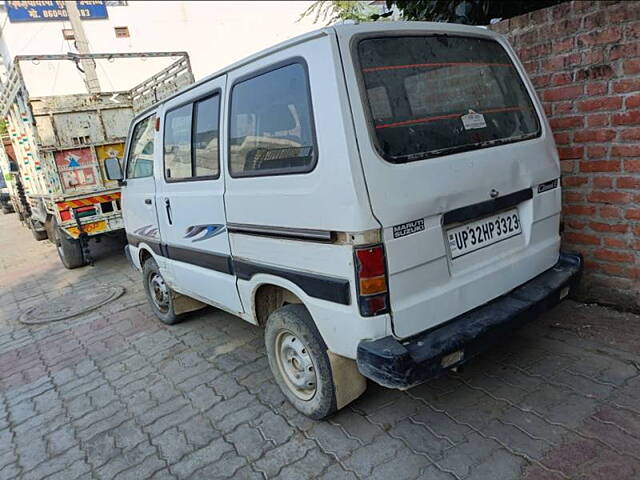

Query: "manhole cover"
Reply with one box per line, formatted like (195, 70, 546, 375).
(19, 285, 125, 324)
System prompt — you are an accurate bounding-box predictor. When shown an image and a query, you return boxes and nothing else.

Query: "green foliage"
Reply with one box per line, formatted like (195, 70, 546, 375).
(0, 119, 6, 135)
(387, 0, 565, 25)
(299, 0, 565, 26)
(298, 1, 392, 25)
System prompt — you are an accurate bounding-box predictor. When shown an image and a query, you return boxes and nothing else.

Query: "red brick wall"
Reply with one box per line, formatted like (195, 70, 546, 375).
(492, 1, 639, 311)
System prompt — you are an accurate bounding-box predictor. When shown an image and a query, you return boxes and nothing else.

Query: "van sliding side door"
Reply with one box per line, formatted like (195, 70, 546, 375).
(156, 76, 243, 313)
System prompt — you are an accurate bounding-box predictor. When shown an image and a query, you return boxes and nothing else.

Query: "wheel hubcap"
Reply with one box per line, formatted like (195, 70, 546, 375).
(275, 330, 317, 401)
(149, 272, 170, 313)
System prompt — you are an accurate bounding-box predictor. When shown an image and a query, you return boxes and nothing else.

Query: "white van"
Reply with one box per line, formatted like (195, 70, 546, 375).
(106, 22, 583, 419)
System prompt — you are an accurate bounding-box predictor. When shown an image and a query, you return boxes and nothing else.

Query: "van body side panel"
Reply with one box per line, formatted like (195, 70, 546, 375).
(223, 35, 379, 233)
(231, 234, 389, 359)
(154, 76, 243, 314)
(223, 33, 388, 356)
(336, 23, 562, 339)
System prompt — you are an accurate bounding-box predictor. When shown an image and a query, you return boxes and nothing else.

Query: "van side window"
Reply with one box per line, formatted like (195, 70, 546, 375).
(126, 115, 155, 179)
(229, 62, 316, 177)
(164, 104, 193, 180)
(193, 95, 220, 178)
(163, 94, 221, 180)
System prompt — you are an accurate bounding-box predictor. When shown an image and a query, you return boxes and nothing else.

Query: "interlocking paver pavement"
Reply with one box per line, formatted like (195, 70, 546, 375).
(1, 212, 640, 480)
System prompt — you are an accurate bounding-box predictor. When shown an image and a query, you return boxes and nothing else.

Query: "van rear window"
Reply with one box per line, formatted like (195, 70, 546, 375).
(357, 36, 540, 163)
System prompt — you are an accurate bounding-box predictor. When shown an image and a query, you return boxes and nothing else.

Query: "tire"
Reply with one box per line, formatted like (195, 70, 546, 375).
(142, 258, 181, 325)
(1, 205, 10, 215)
(56, 228, 86, 269)
(265, 304, 337, 420)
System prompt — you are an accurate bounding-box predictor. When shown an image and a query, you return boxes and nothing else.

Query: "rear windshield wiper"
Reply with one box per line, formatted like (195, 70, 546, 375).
(390, 132, 539, 164)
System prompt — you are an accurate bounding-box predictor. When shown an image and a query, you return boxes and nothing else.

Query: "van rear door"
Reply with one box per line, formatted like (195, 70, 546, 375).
(338, 25, 562, 338)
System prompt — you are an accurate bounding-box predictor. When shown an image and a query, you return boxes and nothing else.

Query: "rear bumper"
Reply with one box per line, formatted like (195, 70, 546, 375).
(357, 252, 583, 389)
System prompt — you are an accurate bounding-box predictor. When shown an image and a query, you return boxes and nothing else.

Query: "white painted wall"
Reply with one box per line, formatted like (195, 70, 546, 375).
(0, 1, 319, 96)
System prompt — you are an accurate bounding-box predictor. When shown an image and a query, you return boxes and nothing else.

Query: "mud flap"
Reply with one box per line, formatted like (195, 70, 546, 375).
(172, 292, 207, 315)
(328, 351, 367, 410)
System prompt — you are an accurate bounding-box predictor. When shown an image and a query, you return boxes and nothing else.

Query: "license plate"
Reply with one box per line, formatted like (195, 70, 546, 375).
(447, 209, 521, 259)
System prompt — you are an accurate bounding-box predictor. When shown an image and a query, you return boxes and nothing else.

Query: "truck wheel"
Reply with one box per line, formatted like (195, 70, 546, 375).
(1, 205, 10, 215)
(265, 304, 337, 420)
(143, 258, 181, 325)
(56, 228, 86, 269)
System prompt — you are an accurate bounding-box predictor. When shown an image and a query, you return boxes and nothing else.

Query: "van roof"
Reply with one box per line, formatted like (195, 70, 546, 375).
(135, 21, 500, 119)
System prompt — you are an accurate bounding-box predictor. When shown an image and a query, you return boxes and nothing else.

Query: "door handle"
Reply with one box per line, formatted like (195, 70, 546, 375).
(164, 198, 173, 225)
(144, 198, 152, 205)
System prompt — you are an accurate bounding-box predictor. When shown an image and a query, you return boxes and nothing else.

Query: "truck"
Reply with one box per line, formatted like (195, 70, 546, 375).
(0, 52, 194, 268)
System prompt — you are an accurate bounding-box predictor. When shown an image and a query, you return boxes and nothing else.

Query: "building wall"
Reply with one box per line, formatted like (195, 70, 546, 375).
(0, 1, 317, 96)
(493, 0, 640, 310)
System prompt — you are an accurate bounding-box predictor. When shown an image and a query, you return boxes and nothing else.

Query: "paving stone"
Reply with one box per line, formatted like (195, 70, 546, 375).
(436, 432, 502, 479)
(369, 449, 432, 480)
(185, 384, 222, 411)
(216, 402, 268, 434)
(342, 434, 404, 477)
(95, 440, 158, 480)
(154, 427, 192, 464)
(318, 463, 359, 480)
(179, 414, 219, 448)
(45, 458, 92, 480)
(466, 448, 527, 480)
(146, 404, 199, 437)
(308, 421, 360, 457)
(189, 451, 247, 479)
(329, 409, 380, 446)
(139, 397, 190, 427)
(171, 437, 234, 478)
(45, 424, 76, 457)
(253, 410, 295, 446)
(82, 431, 120, 469)
(253, 435, 315, 478)
(111, 420, 148, 450)
(273, 447, 332, 479)
(227, 423, 273, 462)
(114, 454, 167, 480)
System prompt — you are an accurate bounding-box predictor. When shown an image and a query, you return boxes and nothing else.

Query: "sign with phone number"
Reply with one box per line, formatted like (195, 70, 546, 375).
(5, 1, 108, 22)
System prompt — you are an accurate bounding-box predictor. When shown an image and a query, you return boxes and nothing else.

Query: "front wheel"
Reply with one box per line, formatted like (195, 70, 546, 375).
(142, 258, 181, 325)
(265, 304, 337, 420)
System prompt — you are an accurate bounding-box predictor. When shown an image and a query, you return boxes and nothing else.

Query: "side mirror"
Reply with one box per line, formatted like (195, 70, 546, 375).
(104, 157, 124, 184)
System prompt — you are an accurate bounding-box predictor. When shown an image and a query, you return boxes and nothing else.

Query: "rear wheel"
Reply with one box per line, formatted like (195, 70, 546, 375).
(265, 304, 337, 420)
(143, 258, 181, 325)
(56, 227, 86, 269)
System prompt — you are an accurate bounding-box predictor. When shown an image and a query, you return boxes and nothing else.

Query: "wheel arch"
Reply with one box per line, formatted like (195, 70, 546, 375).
(138, 246, 154, 267)
(252, 281, 305, 327)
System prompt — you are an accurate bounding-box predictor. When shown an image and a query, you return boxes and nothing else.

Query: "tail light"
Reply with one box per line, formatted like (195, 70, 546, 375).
(354, 244, 390, 316)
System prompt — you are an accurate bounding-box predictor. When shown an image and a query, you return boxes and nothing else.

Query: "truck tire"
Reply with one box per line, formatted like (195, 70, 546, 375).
(1, 206, 10, 215)
(142, 258, 181, 325)
(56, 228, 86, 269)
(265, 304, 338, 420)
